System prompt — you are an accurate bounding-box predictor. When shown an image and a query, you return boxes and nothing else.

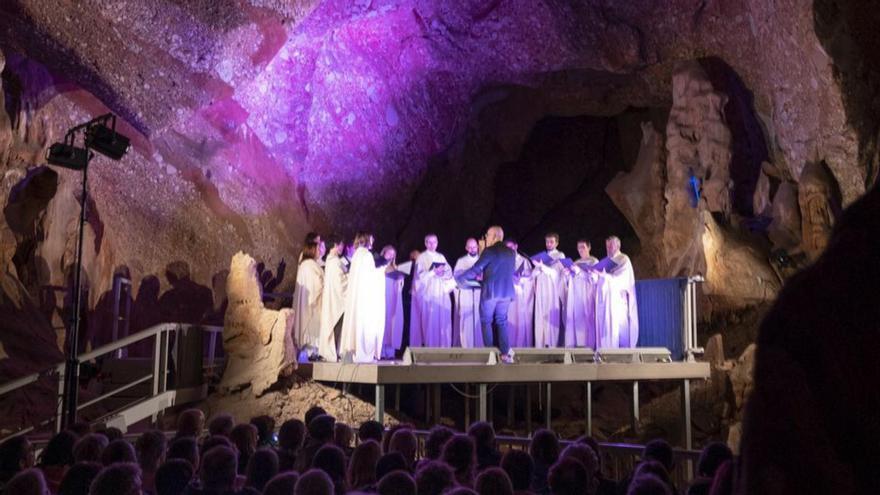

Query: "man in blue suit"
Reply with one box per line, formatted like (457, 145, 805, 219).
(455, 225, 516, 362)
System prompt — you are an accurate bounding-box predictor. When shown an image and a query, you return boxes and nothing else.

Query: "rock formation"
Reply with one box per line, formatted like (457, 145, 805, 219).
(219, 252, 295, 396)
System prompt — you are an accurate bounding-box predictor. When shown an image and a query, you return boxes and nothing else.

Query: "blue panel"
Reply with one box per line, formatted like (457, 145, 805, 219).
(634, 278, 686, 360)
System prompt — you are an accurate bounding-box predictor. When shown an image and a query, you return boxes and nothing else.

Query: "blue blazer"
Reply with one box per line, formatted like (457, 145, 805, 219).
(456, 242, 516, 300)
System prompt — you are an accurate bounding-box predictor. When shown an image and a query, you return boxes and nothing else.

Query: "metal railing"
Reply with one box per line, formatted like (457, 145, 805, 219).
(0, 323, 224, 442)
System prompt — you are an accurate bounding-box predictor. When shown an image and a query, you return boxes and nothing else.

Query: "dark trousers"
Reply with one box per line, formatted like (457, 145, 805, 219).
(480, 297, 511, 355)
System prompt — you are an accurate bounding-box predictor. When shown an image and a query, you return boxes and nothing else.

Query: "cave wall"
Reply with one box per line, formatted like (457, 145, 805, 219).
(0, 0, 874, 365)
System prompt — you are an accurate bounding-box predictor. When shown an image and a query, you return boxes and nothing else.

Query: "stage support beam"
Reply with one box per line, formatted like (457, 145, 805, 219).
(375, 385, 385, 422)
(585, 382, 592, 436)
(526, 385, 532, 435)
(545, 383, 552, 429)
(631, 381, 640, 433)
(478, 384, 487, 422)
(681, 379, 692, 449)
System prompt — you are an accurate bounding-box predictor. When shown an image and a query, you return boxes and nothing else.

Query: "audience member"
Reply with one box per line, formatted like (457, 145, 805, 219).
(414, 461, 455, 495)
(263, 472, 299, 495)
(207, 414, 235, 439)
(249, 416, 276, 448)
(334, 423, 354, 458)
(101, 439, 136, 466)
(197, 446, 238, 494)
(529, 429, 559, 494)
(558, 443, 598, 494)
(376, 452, 408, 479)
(357, 420, 384, 444)
(0, 436, 35, 484)
(348, 440, 381, 491)
(58, 462, 101, 495)
(376, 470, 416, 495)
(548, 457, 588, 495)
(6, 467, 49, 495)
(166, 437, 199, 471)
(576, 436, 614, 495)
(277, 418, 306, 472)
(475, 466, 514, 495)
(294, 469, 334, 495)
(312, 445, 347, 495)
(441, 434, 477, 488)
(501, 449, 534, 495)
(387, 429, 418, 471)
(38, 431, 78, 492)
(627, 474, 672, 495)
(296, 415, 336, 472)
(245, 448, 278, 491)
(707, 460, 733, 495)
(304, 407, 328, 428)
(468, 422, 501, 471)
(154, 459, 194, 495)
(687, 443, 733, 495)
(73, 434, 108, 464)
(136, 430, 166, 494)
(89, 462, 141, 495)
(230, 424, 258, 475)
(174, 409, 205, 440)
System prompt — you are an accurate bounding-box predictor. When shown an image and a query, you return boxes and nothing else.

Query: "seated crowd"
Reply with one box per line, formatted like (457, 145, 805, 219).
(0, 407, 734, 495)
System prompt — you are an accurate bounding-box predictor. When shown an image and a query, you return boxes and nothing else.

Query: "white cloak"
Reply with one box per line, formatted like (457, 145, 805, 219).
(410, 251, 455, 347)
(292, 258, 323, 351)
(596, 252, 639, 348)
(508, 254, 535, 348)
(382, 270, 405, 358)
(318, 252, 347, 361)
(339, 247, 386, 362)
(533, 249, 566, 348)
(453, 254, 483, 348)
(563, 256, 600, 348)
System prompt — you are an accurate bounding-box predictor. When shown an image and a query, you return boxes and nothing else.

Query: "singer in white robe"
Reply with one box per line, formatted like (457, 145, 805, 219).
(318, 239, 348, 361)
(596, 236, 639, 348)
(452, 238, 483, 348)
(339, 234, 386, 362)
(505, 240, 534, 348)
(292, 243, 324, 353)
(380, 246, 405, 359)
(564, 240, 600, 348)
(532, 233, 566, 348)
(410, 234, 455, 347)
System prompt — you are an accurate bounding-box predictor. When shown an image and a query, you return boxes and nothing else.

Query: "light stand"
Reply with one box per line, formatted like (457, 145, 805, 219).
(47, 113, 129, 429)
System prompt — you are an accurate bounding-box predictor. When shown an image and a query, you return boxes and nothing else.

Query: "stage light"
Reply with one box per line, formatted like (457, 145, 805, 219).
(596, 347, 672, 363)
(403, 347, 499, 365)
(46, 142, 89, 170)
(85, 121, 130, 160)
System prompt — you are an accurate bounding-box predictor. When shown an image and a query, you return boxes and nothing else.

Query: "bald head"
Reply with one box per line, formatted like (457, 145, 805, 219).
(486, 226, 504, 246)
(465, 238, 479, 256)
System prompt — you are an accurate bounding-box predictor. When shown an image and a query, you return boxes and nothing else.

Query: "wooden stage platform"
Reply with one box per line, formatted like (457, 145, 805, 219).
(298, 360, 710, 448)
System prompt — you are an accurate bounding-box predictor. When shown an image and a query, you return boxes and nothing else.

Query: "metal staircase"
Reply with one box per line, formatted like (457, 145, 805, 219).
(0, 323, 224, 441)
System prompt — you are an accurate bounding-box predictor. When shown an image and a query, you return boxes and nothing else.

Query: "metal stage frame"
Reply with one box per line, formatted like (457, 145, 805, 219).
(300, 360, 710, 449)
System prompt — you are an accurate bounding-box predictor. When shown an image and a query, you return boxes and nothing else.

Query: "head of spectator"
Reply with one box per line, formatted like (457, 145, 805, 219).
(334, 423, 354, 452)
(468, 421, 501, 470)
(199, 446, 237, 491)
(154, 458, 194, 495)
(166, 437, 199, 472)
(89, 462, 142, 495)
(548, 457, 588, 495)
(308, 415, 336, 444)
(304, 406, 328, 429)
(294, 469, 334, 495)
(7, 467, 49, 495)
(0, 436, 35, 481)
(279, 419, 306, 451)
(529, 429, 560, 467)
(207, 414, 235, 439)
(377, 470, 416, 495)
(424, 426, 454, 462)
(627, 473, 672, 495)
(136, 430, 167, 473)
(348, 440, 381, 491)
(708, 459, 733, 495)
(230, 423, 258, 474)
(382, 424, 412, 454)
(200, 435, 232, 458)
(633, 460, 674, 494)
(376, 452, 408, 479)
(441, 434, 476, 488)
(501, 449, 534, 494)
(358, 420, 384, 444)
(388, 429, 418, 470)
(97, 428, 123, 443)
(250, 415, 276, 447)
(58, 462, 101, 495)
(263, 472, 299, 495)
(415, 461, 455, 495)
(559, 442, 599, 493)
(642, 439, 674, 474)
(175, 409, 205, 440)
(697, 442, 733, 479)
(312, 444, 347, 495)
(101, 439, 136, 466)
(73, 434, 108, 464)
(39, 431, 77, 468)
(475, 467, 514, 495)
(245, 447, 278, 491)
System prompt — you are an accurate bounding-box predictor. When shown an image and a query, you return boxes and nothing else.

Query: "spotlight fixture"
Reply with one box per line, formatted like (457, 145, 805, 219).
(84, 115, 130, 160)
(46, 141, 90, 170)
